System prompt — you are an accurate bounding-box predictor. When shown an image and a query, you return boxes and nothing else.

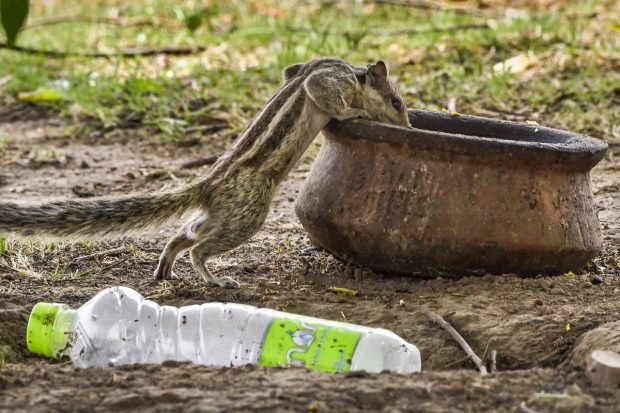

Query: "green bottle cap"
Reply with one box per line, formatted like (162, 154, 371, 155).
(26, 302, 68, 358)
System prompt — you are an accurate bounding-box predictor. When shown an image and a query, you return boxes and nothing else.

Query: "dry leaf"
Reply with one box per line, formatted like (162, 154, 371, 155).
(328, 287, 358, 297)
(493, 52, 537, 74)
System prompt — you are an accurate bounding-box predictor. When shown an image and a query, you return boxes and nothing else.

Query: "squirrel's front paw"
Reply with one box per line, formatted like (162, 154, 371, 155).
(355, 110, 371, 120)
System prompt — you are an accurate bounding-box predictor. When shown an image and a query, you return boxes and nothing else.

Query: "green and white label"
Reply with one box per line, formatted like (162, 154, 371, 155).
(259, 318, 361, 373)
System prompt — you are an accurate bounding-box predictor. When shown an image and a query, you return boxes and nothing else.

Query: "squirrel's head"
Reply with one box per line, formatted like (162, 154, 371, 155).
(358, 61, 411, 128)
(282, 58, 411, 127)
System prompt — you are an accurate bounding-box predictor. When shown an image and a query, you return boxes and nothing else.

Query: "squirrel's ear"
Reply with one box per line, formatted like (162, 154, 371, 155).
(374, 60, 389, 77)
(367, 61, 388, 84)
(283, 63, 303, 82)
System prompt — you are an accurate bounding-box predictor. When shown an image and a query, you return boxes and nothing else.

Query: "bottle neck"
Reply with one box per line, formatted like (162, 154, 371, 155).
(51, 308, 79, 358)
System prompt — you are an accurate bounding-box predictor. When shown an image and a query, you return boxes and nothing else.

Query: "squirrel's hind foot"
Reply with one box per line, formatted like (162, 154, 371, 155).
(205, 276, 240, 289)
(153, 256, 178, 280)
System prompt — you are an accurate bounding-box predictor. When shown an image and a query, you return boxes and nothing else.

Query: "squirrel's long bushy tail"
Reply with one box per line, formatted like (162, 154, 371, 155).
(0, 188, 199, 238)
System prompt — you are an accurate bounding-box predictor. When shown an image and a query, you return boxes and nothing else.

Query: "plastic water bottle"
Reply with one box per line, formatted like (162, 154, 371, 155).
(26, 286, 421, 373)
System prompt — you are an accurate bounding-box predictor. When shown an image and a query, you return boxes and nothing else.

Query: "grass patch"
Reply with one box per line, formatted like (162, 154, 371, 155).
(0, 1, 618, 139)
(0, 345, 10, 370)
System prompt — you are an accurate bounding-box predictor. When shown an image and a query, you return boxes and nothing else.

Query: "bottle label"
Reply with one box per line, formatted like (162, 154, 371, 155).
(259, 318, 361, 372)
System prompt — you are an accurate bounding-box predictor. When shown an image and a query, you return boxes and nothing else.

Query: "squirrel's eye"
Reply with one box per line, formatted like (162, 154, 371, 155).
(392, 99, 402, 110)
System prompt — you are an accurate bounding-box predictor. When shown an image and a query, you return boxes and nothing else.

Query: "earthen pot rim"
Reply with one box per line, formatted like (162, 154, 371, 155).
(325, 109, 608, 171)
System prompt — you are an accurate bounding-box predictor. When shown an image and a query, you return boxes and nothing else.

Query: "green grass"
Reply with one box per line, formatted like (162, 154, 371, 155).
(0, 0, 618, 139)
(0, 344, 10, 370)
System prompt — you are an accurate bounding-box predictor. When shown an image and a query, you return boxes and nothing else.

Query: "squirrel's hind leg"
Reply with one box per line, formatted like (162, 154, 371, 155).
(153, 232, 196, 280)
(187, 208, 270, 289)
(189, 237, 241, 288)
(186, 181, 272, 288)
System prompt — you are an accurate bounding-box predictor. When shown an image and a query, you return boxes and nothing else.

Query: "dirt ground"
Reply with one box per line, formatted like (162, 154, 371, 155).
(1, 106, 619, 412)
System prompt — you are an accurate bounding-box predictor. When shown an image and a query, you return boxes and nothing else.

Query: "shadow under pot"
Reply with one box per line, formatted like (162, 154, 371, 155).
(295, 109, 608, 277)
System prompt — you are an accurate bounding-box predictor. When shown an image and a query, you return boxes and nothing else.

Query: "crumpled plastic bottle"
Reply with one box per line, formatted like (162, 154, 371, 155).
(27, 286, 421, 373)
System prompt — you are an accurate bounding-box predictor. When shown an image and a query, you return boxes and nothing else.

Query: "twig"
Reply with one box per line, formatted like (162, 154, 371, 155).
(184, 123, 230, 135)
(180, 154, 220, 169)
(443, 354, 473, 369)
(286, 22, 489, 37)
(300, 247, 320, 256)
(383, 23, 489, 35)
(99, 257, 129, 272)
(140, 247, 165, 254)
(489, 350, 497, 373)
(374, 0, 492, 17)
(0, 42, 207, 58)
(24, 15, 154, 30)
(74, 246, 127, 262)
(75, 246, 162, 269)
(480, 338, 492, 362)
(375, 0, 597, 20)
(426, 311, 488, 375)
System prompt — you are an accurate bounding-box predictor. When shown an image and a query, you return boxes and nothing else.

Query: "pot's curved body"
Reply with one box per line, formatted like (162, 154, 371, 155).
(295, 109, 608, 276)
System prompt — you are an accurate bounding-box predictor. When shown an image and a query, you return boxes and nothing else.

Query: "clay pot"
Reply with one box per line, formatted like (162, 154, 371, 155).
(295, 109, 607, 276)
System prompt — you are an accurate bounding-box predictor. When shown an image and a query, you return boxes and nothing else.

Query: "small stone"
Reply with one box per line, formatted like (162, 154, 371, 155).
(591, 275, 603, 285)
(534, 299, 544, 306)
(468, 268, 486, 276)
(482, 273, 495, 281)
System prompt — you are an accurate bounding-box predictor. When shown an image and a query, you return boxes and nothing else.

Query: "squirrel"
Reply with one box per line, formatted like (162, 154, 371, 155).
(0, 58, 410, 288)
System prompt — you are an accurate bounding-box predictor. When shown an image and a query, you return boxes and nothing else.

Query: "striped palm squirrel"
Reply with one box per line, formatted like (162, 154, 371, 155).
(0, 58, 411, 288)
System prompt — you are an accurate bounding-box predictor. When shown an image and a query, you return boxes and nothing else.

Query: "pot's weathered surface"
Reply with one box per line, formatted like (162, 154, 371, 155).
(295, 109, 608, 276)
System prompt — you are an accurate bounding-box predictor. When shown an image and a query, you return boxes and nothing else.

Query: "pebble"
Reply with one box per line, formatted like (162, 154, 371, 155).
(591, 275, 603, 285)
